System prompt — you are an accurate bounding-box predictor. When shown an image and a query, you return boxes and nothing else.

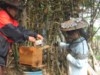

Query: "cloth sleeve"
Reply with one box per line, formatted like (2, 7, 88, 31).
(58, 42, 70, 52)
(67, 53, 88, 68)
(59, 42, 69, 49)
(17, 25, 37, 38)
(0, 24, 27, 43)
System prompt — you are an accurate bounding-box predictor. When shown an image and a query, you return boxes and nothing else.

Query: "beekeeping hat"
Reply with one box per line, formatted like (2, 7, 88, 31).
(60, 18, 89, 31)
(0, 0, 23, 10)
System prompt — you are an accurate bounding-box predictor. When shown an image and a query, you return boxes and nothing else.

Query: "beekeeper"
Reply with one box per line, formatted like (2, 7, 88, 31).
(59, 18, 89, 75)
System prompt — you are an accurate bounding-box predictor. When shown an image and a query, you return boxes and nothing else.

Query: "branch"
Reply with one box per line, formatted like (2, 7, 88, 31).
(90, 1, 100, 25)
(92, 26, 100, 37)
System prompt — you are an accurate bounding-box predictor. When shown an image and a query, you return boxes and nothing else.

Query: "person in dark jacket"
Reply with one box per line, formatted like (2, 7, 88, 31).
(0, 0, 44, 75)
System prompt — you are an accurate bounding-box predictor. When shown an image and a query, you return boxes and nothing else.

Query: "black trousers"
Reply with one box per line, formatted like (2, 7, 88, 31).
(0, 35, 10, 66)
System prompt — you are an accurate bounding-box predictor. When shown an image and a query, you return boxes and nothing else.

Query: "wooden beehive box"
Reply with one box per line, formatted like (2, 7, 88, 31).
(19, 46, 49, 68)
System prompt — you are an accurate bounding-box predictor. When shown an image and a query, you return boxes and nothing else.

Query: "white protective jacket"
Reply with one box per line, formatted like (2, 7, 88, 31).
(59, 37, 89, 75)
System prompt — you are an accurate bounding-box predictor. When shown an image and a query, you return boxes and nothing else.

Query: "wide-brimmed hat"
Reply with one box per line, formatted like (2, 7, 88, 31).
(60, 18, 89, 31)
(0, 0, 22, 10)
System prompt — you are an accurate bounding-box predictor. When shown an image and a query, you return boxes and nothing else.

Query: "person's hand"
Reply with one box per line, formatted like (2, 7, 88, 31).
(28, 36, 36, 43)
(28, 34, 44, 43)
(37, 34, 44, 40)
